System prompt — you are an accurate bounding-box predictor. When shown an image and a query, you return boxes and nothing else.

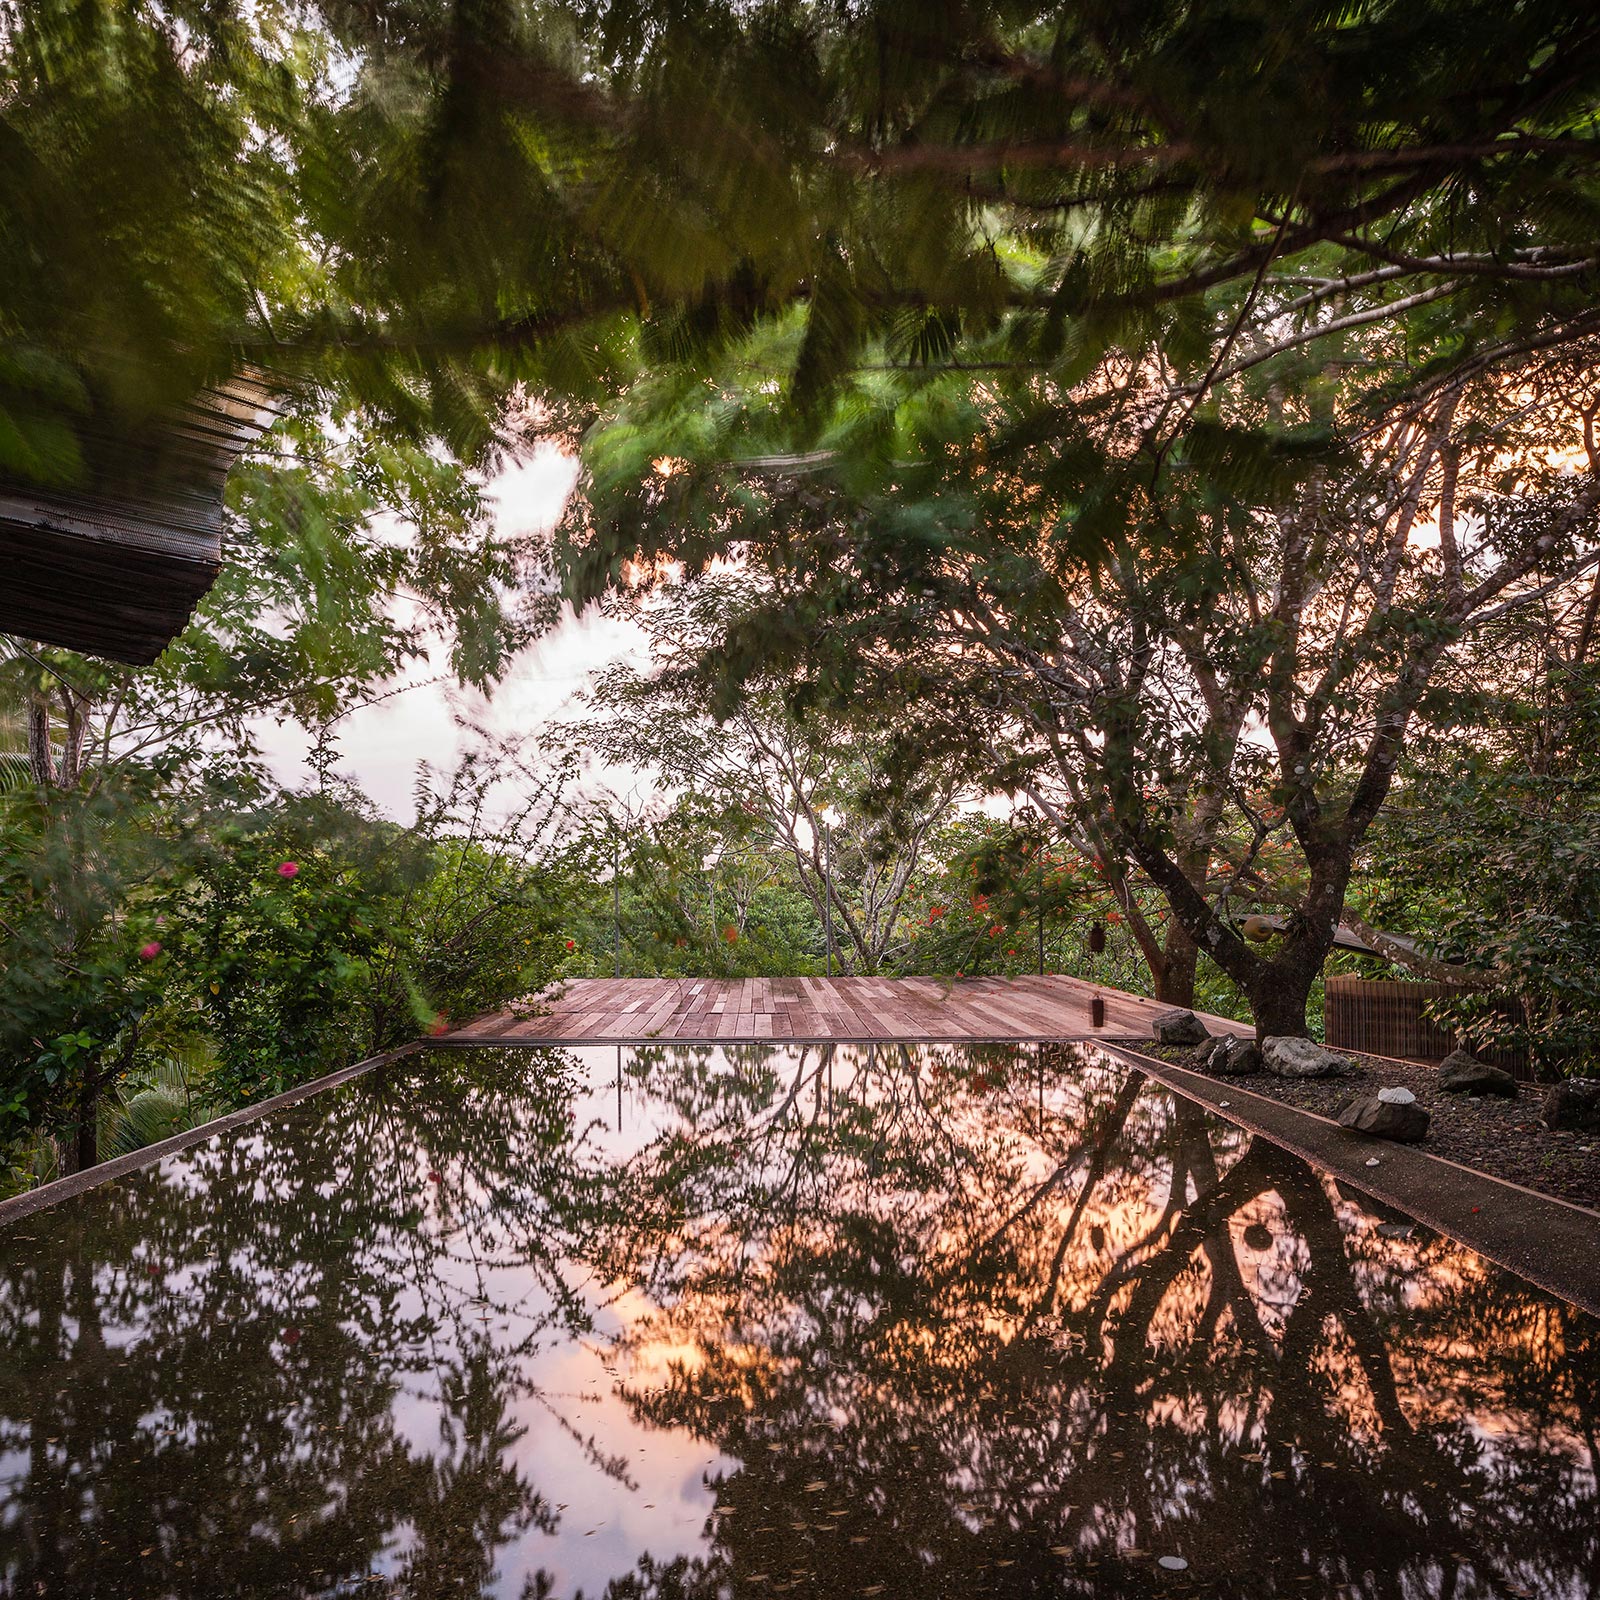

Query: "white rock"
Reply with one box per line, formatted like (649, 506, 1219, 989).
(1158, 1556, 1189, 1571)
(1262, 1036, 1356, 1078)
(1376, 1086, 1416, 1105)
(1365, 1157, 1381, 1167)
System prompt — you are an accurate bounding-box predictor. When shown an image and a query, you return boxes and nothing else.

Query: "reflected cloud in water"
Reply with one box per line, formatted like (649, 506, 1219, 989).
(1, 1043, 1595, 1598)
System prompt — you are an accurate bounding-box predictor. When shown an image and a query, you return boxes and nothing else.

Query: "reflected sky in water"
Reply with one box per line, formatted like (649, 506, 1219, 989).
(1, 1043, 1596, 1599)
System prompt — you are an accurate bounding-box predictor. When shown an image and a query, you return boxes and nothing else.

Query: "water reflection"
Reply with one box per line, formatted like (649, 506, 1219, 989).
(0, 1043, 1595, 1598)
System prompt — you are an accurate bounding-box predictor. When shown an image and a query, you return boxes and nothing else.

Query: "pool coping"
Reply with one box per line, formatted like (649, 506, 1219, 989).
(1098, 1041, 1600, 1318)
(0, 1042, 424, 1229)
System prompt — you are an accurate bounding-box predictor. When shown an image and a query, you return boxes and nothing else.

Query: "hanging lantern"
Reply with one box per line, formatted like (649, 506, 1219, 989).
(1088, 921, 1106, 954)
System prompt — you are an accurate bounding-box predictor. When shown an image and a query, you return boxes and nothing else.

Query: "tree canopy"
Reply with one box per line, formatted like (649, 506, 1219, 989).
(6, 0, 1600, 1181)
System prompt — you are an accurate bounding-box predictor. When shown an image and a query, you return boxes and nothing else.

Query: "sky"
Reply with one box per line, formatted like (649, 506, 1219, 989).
(251, 444, 647, 823)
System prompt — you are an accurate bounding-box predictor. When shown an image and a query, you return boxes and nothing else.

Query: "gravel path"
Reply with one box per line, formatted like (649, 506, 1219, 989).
(1137, 1042, 1600, 1212)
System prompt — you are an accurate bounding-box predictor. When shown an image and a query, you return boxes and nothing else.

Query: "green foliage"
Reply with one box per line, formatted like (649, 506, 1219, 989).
(1369, 661, 1600, 1074)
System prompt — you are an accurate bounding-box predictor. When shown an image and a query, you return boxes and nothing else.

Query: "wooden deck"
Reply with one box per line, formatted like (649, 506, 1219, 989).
(445, 975, 1251, 1045)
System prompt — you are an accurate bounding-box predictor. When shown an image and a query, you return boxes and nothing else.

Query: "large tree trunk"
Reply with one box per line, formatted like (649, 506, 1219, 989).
(1152, 924, 1198, 1006)
(1243, 946, 1325, 1039)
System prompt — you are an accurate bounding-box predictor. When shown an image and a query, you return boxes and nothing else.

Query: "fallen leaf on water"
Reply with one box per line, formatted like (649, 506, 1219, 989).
(1050, 1546, 1073, 1557)
(804, 1480, 827, 1493)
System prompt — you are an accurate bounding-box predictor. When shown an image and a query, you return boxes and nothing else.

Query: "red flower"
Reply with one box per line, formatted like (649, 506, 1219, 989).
(428, 1169, 442, 1183)
(281, 1327, 301, 1346)
(277, 861, 299, 879)
(428, 1014, 449, 1037)
(138, 941, 162, 961)
(1107, 910, 1124, 925)
(565, 939, 575, 950)
(929, 905, 946, 919)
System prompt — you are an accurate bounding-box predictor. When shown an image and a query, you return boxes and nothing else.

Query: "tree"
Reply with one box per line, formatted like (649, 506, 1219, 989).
(560, 320, 1600, 1034)
(573, 575, 971, 973)
(1366, 570, 1600, 1072)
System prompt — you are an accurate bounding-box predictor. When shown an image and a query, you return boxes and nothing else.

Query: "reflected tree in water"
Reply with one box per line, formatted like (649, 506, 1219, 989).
(0, 1052, 625, 1598)
(597, 1043, 1600, 1600)
(1, 1044, 1596, 1599)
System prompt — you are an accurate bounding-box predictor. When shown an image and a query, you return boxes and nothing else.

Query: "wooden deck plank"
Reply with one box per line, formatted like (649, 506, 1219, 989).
(446, 974, 1249, 1046)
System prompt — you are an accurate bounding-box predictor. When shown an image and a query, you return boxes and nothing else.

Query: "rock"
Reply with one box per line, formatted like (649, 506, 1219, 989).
(1152, 1008, 1210, 1047)
(1437, 1049, 1518, 1098)
(1262, 1036, 1355, 1079)
(1376, 1086, 1415, 1105)
(1337, 1092, 1431, 1143)
(1541, 1078, 1600, 1134)
(1210, 1036, 1264, 1076)
(1194, 1035, 1225, 1065)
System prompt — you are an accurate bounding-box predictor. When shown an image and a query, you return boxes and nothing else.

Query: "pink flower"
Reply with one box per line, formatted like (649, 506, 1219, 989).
(277, 861, 299, 879)
(138, 941, 162, 961)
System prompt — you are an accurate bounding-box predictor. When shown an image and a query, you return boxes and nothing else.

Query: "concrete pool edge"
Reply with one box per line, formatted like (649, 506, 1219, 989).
(0, 1042, 425, 1230)
(1100, 1041, 1600, 1319)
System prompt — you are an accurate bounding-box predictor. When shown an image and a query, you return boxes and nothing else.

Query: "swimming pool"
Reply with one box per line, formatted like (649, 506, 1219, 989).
(1, 1042, 1594, 1597)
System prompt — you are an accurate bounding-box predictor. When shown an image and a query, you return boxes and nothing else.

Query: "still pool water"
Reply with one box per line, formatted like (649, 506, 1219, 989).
(1, 1043, 1596, 1598)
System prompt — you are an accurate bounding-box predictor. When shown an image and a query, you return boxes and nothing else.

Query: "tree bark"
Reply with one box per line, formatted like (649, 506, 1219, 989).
(1152, 923, 1198, 1006)
(1243, 955, 1322, 1039)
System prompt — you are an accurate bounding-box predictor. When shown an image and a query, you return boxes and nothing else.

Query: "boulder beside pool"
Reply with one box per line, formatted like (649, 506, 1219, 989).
(1262, 1036, 1355, 1079)
(1541, 1078, 1600, 1133)
(1152, 1008, 1210, 1046)
(1437, 1048, 1518, 1098)
(1202, 1035, 1264, 1076)
(1337, 1086, 1431, 1143)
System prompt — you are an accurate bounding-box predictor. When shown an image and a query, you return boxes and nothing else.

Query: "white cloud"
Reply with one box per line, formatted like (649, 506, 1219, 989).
(251, 445, 648, 822)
